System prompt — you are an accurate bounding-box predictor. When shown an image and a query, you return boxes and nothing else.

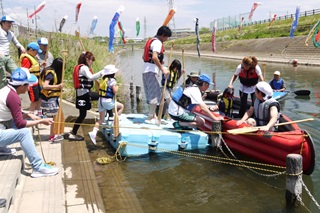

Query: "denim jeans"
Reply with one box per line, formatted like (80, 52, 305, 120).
(0, 128, 43, 170)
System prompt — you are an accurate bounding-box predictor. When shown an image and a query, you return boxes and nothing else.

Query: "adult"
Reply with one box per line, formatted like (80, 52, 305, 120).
(36, 37, 54, 73)
(269, 70, 286, 92)
(20, 42, 42, 116)
(142, 26, 171, 124)
(89, 65, 124, 145)
(69, 51, 103, 141)
(39, 58, 64, 142)
(0, 15, 26, 89)
(0, 67, 59, 177)
(184, 71, 199, 87)
(228, 56, 264, 117)
(168, 74, 222, 129)
(236, 81, 280, 131)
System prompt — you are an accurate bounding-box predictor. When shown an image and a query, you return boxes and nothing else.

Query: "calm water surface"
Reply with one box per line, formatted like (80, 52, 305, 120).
(100, 50, 320, 213)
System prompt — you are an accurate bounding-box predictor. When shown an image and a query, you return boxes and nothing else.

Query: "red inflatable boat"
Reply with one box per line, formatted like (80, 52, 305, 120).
(193, 105, 316, 175)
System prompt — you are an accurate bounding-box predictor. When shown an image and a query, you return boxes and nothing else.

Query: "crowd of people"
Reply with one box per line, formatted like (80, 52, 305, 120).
(0, 15, 288, 182)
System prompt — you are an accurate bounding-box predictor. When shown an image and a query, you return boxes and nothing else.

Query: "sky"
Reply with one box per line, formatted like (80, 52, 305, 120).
(3, 0, 320, 39)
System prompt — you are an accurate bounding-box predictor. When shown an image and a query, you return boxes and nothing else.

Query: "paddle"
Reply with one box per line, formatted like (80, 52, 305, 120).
(182, 48, 185, 89)
(227, 118, 314, 134)
(75, 30, 100, 92)
(44, 32, 52, 64)
(157, 42, 174, 125)
(53, 50, 68, 135)
(262, 63, 266, 80)
(293, 90, 310, 96)
(113, 96, 120, 138)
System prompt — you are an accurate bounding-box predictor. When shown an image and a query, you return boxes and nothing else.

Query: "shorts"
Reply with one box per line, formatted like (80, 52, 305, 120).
(169, 112, 196, 122)
(143, 72, 161, 105)
(98, 98, 114, 112)
(28, 83, 41, 102)
(41, 97, 59, 117)
(76, 93, 91, 110)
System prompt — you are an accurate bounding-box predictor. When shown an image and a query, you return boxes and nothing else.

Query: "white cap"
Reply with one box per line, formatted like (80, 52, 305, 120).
(256, 81, 273, 101)
(38, 37, 48, 45)
(1, 15, 14, 22)
(274, 71, 280, 76)
(102, 65, 119, 76)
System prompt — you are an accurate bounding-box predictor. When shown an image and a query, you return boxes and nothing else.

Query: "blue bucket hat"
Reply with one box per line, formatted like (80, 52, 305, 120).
(198, 74, 213, 85)
(27, 42, 42, 53)
(10, 68, 38, 86)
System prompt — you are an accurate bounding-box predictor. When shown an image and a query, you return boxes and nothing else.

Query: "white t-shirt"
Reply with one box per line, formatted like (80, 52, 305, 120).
(234, 64, 262, 94)
(142, 39, 163, 74)
(76, 65, 102, 96)
(168, 86, 204, 116)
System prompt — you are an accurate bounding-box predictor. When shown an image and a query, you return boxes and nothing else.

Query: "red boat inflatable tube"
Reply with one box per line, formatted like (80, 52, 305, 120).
(193, 105, 316, 175)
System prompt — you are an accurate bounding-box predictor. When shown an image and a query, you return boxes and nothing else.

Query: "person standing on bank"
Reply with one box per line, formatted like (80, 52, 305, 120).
(228, 56, 264, 118)
(142, 26, 171, 124)
(88, 65, 124, 145)
(0, 15, 26, 89)
(168, 74, 222, 130)
(20, 42, 43, 116)
(36, 37, 54, 72)
(69, 51, 104, 141)
(236, 81, 280, 131)
(0, 67, 59, 177)
(269, 70, 286, 92)
(40, 58, 64, 142)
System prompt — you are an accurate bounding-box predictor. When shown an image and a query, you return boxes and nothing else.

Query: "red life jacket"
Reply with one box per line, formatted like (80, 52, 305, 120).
(73, 64, 94, 89)
(142, 37, 164, 63)
(238, 67, 259, 87)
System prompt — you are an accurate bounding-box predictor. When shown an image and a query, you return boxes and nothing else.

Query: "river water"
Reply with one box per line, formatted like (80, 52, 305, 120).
(99, 49, 320, 213)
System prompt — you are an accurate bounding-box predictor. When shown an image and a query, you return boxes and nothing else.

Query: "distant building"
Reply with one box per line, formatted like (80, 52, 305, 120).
(172, 28, 195, 38)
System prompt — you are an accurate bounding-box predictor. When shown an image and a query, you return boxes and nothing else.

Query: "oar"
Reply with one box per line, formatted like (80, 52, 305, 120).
(113, 96, 120, 138)
(75, 30, 100, 92)
(182, 48, 185, 89)
(44, 32, 52, 64)
(227, 118, 314, 134)
(293, 90, 311, 96)
(262, 63, 266, 80)
(53, 50, 68, 135)
(157, 42, 174, 125)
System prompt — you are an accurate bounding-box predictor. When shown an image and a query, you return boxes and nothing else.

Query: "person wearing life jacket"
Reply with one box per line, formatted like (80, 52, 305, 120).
(218, 87, 234, 117)
(20, 42, 42, 116)
(88, 65, 124, 145)
(39, 58, 64, 142)
(168, 74, 222, 130)
(228, 56, 264, 118)
(142, 26, 171, 125)
(269, 70, 286, 92)
(157, 59, 183, 119)
(68, 51, 103, 141)
(236, 81, 280, 131)
(184, 71, 199, 88)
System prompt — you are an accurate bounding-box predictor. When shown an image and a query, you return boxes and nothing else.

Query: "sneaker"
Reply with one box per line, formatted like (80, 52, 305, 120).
(68, 133, 84, 141)
(108, 116, 114, 121)
(31, 164, 59, 178)
(0, 198, 6, 208)
(0, 147, 17, 156)
(173, 122, 183, 130)
(49, 134, 64, 142)
(88, 131, 97, 145)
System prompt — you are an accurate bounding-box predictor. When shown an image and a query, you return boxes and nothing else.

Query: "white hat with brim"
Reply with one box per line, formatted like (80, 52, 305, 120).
(274, 71, 280, 76)
(188, 71, 200, 78)
(9, 67, 38, 86)
(102, 64, 119, 76)
(256, 81, 273, 101)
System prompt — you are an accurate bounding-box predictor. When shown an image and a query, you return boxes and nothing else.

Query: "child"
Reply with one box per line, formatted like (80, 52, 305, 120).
(39, 58, 64, 142)
(218, 87, 234, 117)
(88, 65, 124, 145)
(157, 59, 183, 119)
(184, 71, 199, 87)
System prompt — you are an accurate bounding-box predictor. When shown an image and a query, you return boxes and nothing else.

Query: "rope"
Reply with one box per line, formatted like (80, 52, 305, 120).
(36, 127, 56, 166)
(95, 142, 127, 165)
